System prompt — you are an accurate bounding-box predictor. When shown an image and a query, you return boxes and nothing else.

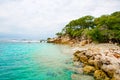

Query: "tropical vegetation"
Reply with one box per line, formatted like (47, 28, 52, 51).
(56, 11, 120, 43)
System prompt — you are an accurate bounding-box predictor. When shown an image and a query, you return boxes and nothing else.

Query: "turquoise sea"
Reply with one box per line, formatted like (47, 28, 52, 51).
(0, 42, 74, 80)
(0, 42, 95, 80)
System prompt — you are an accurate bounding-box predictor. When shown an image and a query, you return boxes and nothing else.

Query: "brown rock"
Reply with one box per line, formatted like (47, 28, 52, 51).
(94, 70, 110, 80)
(88, 57, 95, 66)
(79, 55, 88, 63)
(83, 65, 95, 74)
(74, 50, 86, 57)
(73, 50, 81, 56)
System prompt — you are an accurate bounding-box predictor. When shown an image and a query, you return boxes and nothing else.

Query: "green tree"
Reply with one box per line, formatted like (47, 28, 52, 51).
(62, 15, 95, 38)
(56, 11, 120, 43)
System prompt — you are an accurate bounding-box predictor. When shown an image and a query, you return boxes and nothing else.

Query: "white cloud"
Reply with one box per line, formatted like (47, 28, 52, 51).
(0, 0, 120, 39)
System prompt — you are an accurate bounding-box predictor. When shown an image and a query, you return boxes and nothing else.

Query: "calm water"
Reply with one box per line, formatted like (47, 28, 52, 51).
(0, 42, 74, 80)
(0, 42, 95, 80)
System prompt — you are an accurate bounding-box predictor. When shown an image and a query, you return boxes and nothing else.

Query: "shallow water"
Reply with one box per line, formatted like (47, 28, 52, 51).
(0, 42, 94, 80)
(0, 42, 75, 80)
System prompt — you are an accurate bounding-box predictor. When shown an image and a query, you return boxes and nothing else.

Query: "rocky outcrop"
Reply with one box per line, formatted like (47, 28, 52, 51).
(73, 47, 120, 80)
(47, 38, 61, 43)
(47, 36, 75, 45)
(47, 36, 92, 46)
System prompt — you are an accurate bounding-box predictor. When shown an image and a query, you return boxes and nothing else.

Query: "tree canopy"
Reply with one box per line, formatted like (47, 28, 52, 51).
(56, 11, 120, 43)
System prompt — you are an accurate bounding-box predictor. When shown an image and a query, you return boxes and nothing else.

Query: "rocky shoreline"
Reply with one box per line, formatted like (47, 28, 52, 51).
(73, 44, 120, 80)
(47, 38, 120, 80)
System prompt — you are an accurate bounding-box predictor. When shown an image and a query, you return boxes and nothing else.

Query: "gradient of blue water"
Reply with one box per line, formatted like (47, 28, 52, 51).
(0, 42, 73, 80)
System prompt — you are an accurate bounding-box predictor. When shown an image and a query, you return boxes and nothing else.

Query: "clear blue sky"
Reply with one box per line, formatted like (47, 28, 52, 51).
(0, 0, 120, 39)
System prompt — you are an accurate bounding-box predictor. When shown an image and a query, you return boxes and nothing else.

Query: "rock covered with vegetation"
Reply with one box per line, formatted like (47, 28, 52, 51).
(51, 11, 120, 44)
(73, 47, 120, 80)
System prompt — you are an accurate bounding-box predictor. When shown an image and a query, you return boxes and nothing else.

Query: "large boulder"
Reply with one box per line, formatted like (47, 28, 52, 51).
(94, 70, 110, 80)
(88, 57, 95, 66)
(79, 55, 88, 64)
(83, 65, 95, 74)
